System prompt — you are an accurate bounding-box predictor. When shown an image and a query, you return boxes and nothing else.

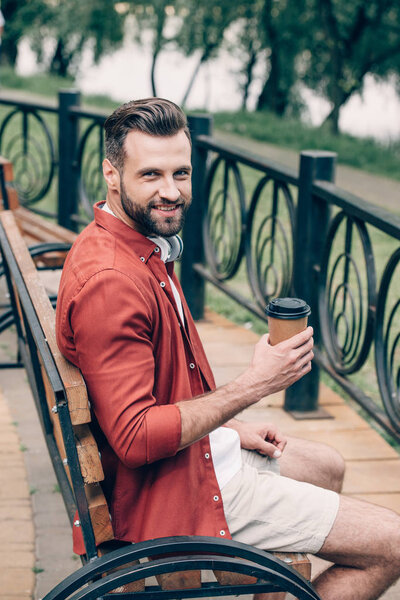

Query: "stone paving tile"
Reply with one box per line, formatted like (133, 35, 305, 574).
(0, 568, 35, 596)
(0, 501, 32, 521)
(0, 515, 34, 544)
(0, 388, 35, 600)
(0, 477, 30, 500)
(0, 549, 34, 569)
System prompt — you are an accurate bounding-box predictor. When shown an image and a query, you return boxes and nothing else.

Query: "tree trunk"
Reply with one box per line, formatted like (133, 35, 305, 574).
(322, 104, 340, 135)
(50, 39, 70, 78)
(181, 51, 207, 108)
(321, 84, 358, 135)
(150, 48, 159, 96)
(256, 47, 288, 115)
(241, 49, 257, 110)
(1, 0, 20, 66)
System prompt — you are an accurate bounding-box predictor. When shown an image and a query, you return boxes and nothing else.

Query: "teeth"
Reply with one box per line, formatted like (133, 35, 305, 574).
(155, 206, 179, 212)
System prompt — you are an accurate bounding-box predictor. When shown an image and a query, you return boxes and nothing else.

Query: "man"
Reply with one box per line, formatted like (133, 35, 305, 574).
(56, 98, 400, 600)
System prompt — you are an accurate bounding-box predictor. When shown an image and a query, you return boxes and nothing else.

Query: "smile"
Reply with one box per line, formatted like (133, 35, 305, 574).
(153, 204, 182, 212)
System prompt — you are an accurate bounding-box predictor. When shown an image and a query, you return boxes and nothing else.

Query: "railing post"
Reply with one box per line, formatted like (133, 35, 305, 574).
(181, 114, 213, 320)
(284, 150, 337, 416)
(58, 89, 80, 231)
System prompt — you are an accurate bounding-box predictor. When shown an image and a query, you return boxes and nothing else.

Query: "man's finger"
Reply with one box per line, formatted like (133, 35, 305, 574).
(256, 440, 283, 458)
(278, 326, 314, 350)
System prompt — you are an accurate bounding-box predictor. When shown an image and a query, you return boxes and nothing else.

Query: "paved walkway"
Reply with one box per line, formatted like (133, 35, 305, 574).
(1, 308, 400, 599)
(215, 131, 400, 215)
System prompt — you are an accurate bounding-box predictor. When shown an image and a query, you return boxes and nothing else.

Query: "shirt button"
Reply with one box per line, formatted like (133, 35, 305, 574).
(205, 453, 210, 459)
(189, 362, 195, 369)
(220, 530, 226, 536)
(213, 495, 219, 502)
(154, 247, 160, 253)
(160, 281, 166, 288)
(140, 256, 145, 262)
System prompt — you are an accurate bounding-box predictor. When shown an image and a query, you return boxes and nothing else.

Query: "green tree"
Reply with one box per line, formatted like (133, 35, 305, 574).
(127, 0, 177, 97)
(1, 0, 50, 66)
(228, 0, 311, 115)
(2, 0, 126, 77)
(226, 0, 264, 110)
(47, 0, 125, 77)
(255, 0, 310, 115)
(176, 0, 240, 107)
(305, 0, 400, 133)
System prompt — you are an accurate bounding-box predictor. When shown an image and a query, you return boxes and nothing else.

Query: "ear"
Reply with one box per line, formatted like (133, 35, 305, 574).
(102, 158, 120, 192)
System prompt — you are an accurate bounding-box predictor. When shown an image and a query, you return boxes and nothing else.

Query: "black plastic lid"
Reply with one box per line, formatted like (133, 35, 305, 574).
(265, 297, 311, 320)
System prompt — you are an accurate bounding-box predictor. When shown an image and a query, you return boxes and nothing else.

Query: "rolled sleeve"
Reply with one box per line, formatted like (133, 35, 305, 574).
(66, 269, 182, 467)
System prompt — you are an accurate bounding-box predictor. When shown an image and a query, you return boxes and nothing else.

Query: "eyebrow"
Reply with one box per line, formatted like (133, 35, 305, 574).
(136, 164, 192, 175)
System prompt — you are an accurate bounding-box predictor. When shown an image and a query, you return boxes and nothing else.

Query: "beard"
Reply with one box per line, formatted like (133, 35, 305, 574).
(120, 179, 191, 237)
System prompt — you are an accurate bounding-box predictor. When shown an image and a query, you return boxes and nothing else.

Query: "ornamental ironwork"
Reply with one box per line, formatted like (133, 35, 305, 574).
(245, 176, 294, 309)
(375, 247, 400, 433)
(0, 108, 56, 205)
(319, 211, 376, 375)
(77, 120, 107, 220)
(203, 157, 245, 281)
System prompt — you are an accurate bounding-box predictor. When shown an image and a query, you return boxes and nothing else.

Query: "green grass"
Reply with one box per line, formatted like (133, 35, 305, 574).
(0, 65, 75, 98)
(213, 110, 400, 182)
(0, 65, 120, 111)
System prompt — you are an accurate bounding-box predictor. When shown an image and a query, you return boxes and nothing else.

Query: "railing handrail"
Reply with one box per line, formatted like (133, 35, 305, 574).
(0, 94, 58, 113)
(313, 179, 400, 239)
(196, 134, 299, 186)
(68, 105, 108, 121)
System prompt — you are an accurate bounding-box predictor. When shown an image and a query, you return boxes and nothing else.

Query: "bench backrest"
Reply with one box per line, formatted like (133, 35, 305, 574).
(0, 210, 114, 560)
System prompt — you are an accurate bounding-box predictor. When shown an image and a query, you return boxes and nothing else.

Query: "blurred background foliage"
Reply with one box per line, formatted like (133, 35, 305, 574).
(1, 0, 400, 136)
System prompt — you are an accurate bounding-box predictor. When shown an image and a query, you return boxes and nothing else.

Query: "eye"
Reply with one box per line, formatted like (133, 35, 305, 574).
(174, 169, 191, 179)
(142, 171, 159, 178)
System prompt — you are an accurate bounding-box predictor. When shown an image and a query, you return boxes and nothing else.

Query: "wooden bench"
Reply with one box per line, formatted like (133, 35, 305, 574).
(0, 209, 317, 600)
(0, 156, 77, 268)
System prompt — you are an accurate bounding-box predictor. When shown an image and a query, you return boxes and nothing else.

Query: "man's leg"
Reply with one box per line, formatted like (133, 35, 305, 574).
(279, 436, 345, 493)
(313, 494, 400, 600)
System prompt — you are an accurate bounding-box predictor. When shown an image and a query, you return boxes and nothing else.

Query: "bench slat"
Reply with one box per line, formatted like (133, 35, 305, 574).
(0, 211, 90, 424)
(85, 483, 114, 545)
(14, 206, 77, 243)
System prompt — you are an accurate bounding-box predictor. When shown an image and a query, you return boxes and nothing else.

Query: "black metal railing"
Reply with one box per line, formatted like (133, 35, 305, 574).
(0, 90, 107, 229)
(0, 90, 399, 444)
(181, 117, 400, 444)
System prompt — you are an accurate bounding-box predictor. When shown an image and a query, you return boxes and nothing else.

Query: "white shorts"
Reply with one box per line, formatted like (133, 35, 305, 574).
(221, 448, 339, 554)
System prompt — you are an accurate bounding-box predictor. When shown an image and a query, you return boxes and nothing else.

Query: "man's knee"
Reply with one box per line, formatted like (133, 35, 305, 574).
(281, 437, 345, 492)
(324, 445, 345, 493)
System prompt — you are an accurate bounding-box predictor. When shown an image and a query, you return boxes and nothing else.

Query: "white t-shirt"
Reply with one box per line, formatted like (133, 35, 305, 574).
(101, 201, 242, 489)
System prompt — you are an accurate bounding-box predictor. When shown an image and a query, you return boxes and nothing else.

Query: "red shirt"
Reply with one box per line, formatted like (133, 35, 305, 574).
(56, 204, 230, 547)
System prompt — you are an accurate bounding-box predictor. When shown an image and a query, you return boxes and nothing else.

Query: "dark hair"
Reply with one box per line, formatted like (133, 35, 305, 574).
(104, 97, 191, 171)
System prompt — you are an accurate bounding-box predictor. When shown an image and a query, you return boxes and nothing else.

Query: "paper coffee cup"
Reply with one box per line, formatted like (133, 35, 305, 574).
(265, 298, 311, 346)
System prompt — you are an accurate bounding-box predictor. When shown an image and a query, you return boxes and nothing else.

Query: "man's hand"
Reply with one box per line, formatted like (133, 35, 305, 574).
(239, 326, 314, 401)
(177, 327, 313, 450)
(226, 419, 287, 458)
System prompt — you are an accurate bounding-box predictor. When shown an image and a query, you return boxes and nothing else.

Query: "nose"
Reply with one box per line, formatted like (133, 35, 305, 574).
(158, 177, 180, 202)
